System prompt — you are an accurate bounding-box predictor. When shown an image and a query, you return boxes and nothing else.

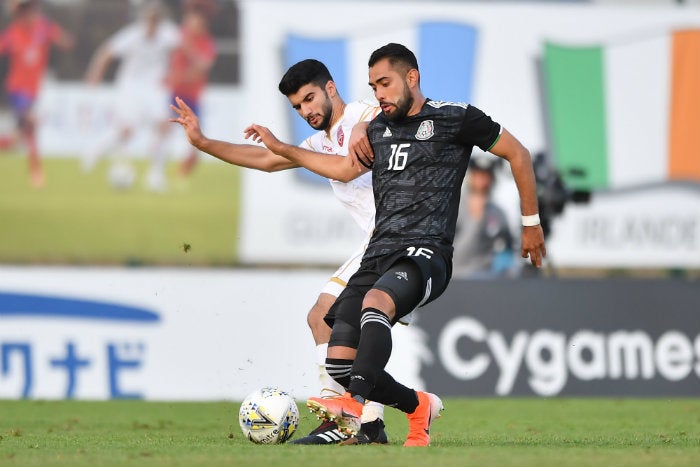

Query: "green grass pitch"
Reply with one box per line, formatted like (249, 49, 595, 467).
(0, 155, 241, 266)
(0, 398, 698, 467)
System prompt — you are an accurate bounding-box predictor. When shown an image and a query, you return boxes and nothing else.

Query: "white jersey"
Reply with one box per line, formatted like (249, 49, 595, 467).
(106, 19, 180, 125)
(300, 100, 378, 234)
(108, 19, 180, 94)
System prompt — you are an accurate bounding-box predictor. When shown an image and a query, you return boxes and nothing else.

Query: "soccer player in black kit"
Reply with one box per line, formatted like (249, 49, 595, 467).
(246, 43, 546, 447)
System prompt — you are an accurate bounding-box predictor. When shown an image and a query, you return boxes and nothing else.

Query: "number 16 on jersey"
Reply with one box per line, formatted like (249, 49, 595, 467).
(388, 143, 410, 170)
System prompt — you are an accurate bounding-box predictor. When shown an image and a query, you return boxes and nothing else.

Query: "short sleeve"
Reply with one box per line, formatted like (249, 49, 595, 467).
(456, 105, 502, 152)
(359, 102, 380, 123)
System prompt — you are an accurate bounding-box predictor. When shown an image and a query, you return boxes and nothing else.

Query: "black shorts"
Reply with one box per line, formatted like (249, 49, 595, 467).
(324, 246, 450, 330)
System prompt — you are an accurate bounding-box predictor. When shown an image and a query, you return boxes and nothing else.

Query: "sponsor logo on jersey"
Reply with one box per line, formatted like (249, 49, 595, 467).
(382, 127, 392, 137)
(415, 120, 434, 140)
(395, 271, 408, 281)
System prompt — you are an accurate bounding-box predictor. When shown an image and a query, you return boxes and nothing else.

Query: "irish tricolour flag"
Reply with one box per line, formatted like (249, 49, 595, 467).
(543, 29, 700, 191)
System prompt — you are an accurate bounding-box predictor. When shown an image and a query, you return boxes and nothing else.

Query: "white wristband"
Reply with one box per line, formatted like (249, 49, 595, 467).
(522, 213, 541, 227)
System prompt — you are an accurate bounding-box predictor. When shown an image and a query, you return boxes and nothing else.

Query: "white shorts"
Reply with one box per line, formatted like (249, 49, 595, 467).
(320, 234, 369, 298)
(114, 84, 170, 128)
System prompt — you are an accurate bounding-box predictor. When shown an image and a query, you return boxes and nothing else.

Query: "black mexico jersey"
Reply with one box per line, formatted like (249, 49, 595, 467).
(364, 99, 501, 260)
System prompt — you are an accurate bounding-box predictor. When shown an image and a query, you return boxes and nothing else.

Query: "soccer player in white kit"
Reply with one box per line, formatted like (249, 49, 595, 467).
(170, 59, 388, 445)
(83, 0, 180, 192)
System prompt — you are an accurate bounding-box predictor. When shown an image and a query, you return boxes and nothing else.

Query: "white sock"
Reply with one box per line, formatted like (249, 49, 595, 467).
(361, 400, 384, 423)
(316, 343, 345, 396)
(316, 343, 384, 423)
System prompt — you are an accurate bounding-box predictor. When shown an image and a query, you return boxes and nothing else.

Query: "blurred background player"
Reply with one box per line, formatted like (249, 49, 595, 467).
(0, 0, 74, 188)
(166, 0, 217, 179)
(171, 59, 389, 445)
(83, 0, 180, 192)
(452, 155, 516, 278)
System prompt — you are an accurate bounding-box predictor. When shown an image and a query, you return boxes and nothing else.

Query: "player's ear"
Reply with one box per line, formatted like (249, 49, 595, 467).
(325, 80, 337, 97)
(406, 68, 420, 89)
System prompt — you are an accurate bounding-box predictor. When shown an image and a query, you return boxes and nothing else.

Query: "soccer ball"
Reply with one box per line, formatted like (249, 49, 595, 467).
(238, 387, 299, 444)
(107, 161, 136, 190)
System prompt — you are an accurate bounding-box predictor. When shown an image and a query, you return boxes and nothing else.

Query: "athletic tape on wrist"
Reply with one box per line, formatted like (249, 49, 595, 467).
(522, 213, 541, 227)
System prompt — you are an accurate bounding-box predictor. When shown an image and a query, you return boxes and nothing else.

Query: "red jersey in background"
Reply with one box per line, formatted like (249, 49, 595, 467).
(167, 27, 216, 101)
(0, 14, 65, 97)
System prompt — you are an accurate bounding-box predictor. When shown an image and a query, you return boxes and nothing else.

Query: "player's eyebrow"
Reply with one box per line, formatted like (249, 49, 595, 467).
(369, 76, 390, 87)
(292, 92, 314, 109)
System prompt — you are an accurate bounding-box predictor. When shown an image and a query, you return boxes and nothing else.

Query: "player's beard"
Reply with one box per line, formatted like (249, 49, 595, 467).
(308, 92, 333, 131)
(384, 82, 414, 122)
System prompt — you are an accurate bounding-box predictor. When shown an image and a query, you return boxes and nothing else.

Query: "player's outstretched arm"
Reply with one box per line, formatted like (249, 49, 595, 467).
(84, 44, 113, 85)
(53, 24, 75, 51)
(349, 121, 374, 168)
(488, 128, 547, 268)
(170, 97, 297, 172)
(245, 123, 369, 182)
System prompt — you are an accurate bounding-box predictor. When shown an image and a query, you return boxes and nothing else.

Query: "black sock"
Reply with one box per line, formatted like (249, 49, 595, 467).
(367, 371, 419, 414)
(348, 308, 392, 398)
(325, 358, 353, 390)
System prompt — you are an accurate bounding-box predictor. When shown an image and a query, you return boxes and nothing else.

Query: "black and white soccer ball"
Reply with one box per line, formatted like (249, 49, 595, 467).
(238, 387, 299, 444)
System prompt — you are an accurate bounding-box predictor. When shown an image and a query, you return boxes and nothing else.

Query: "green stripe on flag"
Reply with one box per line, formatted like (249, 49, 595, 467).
(544, 43, 608, 190)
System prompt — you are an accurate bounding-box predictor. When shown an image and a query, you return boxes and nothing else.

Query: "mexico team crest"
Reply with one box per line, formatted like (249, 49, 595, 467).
(415, 120, 434, 140)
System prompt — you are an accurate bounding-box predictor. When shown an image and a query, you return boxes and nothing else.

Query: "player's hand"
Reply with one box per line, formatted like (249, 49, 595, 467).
(348, 121, 373, 170)
(521, 224, 546, 268)
(169, 96, 205, 147)
(244, 124, 285, 154)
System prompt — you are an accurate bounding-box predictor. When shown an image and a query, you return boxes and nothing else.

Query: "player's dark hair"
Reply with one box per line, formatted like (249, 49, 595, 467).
(278, 59, 334, 96)
(368, 43, 419, 72)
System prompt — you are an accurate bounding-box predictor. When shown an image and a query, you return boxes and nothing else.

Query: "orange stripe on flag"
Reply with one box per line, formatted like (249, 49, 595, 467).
(669, 30, 700, 180)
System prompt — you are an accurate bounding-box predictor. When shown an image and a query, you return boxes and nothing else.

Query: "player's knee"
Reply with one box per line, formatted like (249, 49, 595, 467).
(306, 305, 332, 344)
(307, 294, 334, 330)
(362, 289, 396, 320)
(306, 303, 325, 329)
